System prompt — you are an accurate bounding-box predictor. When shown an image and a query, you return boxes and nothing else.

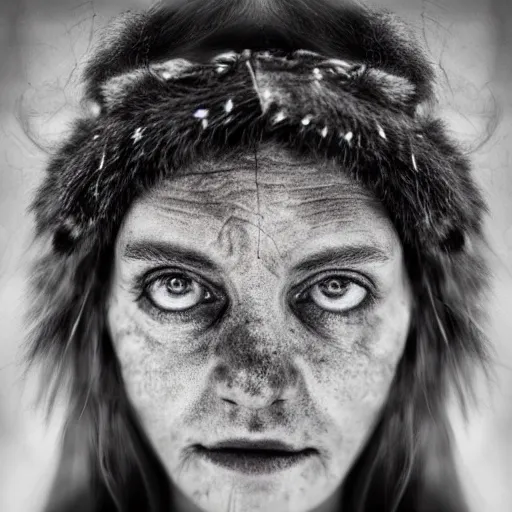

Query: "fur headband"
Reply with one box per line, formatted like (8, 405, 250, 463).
(32, 42, 486, 258)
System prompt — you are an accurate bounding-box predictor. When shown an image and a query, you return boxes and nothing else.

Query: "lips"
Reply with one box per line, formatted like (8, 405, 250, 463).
(196, 439, 316, 475)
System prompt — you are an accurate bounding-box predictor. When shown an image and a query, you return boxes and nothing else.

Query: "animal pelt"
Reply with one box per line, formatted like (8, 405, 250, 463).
(26, 1, 490, 512)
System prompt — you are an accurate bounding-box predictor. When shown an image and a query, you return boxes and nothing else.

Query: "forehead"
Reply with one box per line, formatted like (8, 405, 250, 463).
(117, 143, 400, 265)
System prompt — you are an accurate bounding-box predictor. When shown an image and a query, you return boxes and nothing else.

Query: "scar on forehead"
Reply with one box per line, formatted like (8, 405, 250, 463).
(173, 140, 324, 177)
(212, 213, 283, 271)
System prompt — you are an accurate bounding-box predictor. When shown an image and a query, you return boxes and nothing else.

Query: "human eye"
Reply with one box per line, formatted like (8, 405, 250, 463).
(139, 269, 220, 314)
(294, 274, 371, 314)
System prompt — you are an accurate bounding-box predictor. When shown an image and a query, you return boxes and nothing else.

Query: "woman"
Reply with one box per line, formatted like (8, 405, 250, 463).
(27, 1, 489, 511)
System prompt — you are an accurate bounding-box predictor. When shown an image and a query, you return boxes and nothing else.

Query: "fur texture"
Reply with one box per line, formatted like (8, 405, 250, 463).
(33, 43, 485, 256)
(26, 2, 490, 511)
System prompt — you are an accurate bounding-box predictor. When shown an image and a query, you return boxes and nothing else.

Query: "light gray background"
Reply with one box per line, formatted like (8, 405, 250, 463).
(0, 0, 511, 510)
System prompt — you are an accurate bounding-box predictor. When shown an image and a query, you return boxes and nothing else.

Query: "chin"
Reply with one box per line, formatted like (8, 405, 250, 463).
(171, 448, 340, 512)
(182, 480, 335, 512)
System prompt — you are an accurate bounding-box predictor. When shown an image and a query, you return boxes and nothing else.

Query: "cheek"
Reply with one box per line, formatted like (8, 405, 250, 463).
(307, 298, 410, 436)
(107, 295, 207, 443)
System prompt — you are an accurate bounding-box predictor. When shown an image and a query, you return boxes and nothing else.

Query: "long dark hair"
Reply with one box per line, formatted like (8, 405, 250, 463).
(27, 1, 489, 511)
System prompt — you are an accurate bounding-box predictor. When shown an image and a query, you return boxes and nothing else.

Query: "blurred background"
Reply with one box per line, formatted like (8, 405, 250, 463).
(0, 0, 511, 510)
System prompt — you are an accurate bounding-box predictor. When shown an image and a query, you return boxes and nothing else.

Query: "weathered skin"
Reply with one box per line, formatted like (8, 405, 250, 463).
(107, 143, 413, 512)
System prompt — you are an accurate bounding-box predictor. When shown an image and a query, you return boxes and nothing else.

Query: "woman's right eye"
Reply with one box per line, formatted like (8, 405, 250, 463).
(145, 273, 216, 312)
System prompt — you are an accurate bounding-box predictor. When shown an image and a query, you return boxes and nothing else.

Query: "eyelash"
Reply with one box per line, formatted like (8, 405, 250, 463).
(292, 271, 376, 314)
(134, 268, 223, 322)
(134, 268, 376, 321)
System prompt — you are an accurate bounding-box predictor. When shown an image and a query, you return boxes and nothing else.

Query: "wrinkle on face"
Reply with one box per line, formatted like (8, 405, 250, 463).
(107, 141, 413, 512)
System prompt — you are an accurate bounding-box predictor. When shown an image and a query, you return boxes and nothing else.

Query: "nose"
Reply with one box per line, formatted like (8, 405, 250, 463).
(212, 322, 299, 410)
(213, 359, 296, 409)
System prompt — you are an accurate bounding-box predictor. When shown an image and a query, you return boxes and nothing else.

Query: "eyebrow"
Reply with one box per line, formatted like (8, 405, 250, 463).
(123, 240, 390, 274)
(123, 241, 219, 272)
(292, 245, 390, 273)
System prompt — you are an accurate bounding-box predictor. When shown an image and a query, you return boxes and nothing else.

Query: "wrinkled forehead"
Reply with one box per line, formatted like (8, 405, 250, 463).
(163, 141, 384, 215)
(173, 141, 363, 186)
(118, 142, 401, 265)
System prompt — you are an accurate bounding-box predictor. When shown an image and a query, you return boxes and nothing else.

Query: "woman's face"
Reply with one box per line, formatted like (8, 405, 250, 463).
(107, 144, 412, 512)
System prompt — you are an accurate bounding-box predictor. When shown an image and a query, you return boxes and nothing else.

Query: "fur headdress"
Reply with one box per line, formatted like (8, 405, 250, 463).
(27, 2, 489, 511)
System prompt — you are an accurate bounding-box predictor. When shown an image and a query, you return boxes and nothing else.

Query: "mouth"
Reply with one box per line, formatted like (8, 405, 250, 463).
(195, 440, 316, 475)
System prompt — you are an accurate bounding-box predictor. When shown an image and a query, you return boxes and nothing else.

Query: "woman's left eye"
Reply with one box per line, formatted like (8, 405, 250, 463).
(299, 277, 368, 313)
(145, 274, 214, 312)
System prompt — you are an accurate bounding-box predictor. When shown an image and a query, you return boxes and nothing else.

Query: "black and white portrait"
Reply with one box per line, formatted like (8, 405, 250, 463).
(0, 1, 511, 511)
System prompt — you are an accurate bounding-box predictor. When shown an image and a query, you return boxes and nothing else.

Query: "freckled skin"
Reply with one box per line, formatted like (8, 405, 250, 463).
(107, 143, 412, 512)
